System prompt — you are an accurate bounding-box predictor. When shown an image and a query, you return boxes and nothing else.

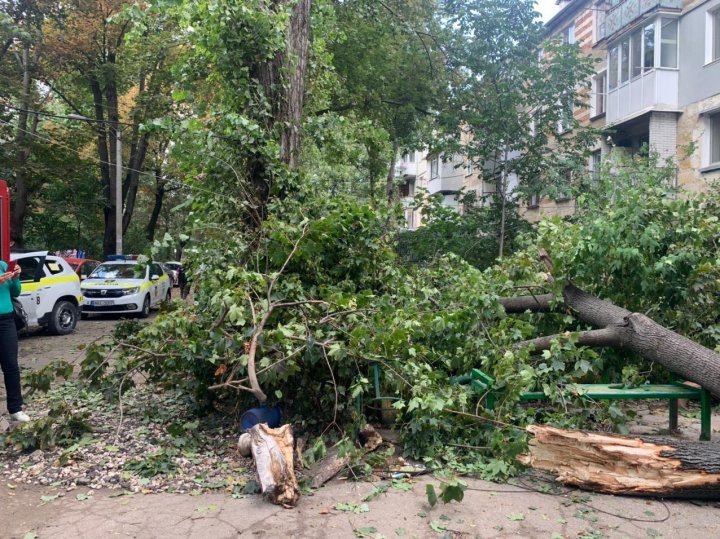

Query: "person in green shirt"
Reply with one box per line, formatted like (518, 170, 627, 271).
(0, 260, 29, 422)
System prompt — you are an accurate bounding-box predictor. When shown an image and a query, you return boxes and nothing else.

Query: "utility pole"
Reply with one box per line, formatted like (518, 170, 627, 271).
(115, 126, 122, 255)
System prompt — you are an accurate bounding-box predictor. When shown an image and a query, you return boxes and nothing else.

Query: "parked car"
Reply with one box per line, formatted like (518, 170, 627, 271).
(11, 251, 82, 335)
(64, 257, 101, 280)
(162, 261, 182, 287)
(81, 259, 172, 319)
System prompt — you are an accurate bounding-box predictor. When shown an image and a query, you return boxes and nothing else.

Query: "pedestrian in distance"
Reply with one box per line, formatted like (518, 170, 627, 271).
(179, 264, 190, 300)
(0, 260, 29, 422)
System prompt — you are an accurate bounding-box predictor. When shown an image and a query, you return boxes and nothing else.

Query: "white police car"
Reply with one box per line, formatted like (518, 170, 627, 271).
(11, 251, 83, 335)
(81, 260, 172, 318)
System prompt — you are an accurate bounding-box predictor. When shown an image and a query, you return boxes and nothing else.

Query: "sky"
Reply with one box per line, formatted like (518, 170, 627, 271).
(536, 0, 563, 22)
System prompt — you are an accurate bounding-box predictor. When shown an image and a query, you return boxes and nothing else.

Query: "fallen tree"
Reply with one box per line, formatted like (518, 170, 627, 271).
(521, 425, 720, 499)
(498, 254, 720, 398)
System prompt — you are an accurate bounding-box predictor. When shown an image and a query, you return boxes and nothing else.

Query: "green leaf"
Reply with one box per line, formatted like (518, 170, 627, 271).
(395, 528, 406, 537)
(41, 494, 60, 502)
(426, 484, 438, 508)
(507, 513, 525, 521)
(76, 493, 92, 501)
(429, 520, 447, 532)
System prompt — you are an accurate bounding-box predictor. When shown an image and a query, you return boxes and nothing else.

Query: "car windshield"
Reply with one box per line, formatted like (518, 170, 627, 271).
(89, 264, 141, 280)
(165, 263, 180, 270)
(69, 263, 79, 270)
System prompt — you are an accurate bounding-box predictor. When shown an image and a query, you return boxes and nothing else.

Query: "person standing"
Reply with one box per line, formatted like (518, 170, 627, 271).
(0, 260, 29, 422)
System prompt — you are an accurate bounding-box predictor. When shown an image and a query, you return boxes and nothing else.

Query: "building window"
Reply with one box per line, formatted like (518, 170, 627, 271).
(711, 113, 720, 165)
(466, 159, 473, 175)
(714, 10, 720, 62)
(430, 158, 439, 179)
(631, 29, 642, 78)
(593, 71, 606, 116)
(558, 94, 574, 133)
(562, 24, 576, 45)
(609, 47, 618, 90)
(660, 18, 678, 68)
(644, 23, 655, 69)
(620, 37, 630, 83)
(528, 193, 540, 208)
(591, 149, 602, 181)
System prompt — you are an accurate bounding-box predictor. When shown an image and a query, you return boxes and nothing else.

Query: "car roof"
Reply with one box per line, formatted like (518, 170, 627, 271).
(11, 250, 49, 259)
(64, 258, 100, 264)
(99, 260, 138, 265)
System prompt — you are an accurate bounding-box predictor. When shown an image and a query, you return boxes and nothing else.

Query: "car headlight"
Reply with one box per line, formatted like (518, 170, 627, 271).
(122, 286, 140, 296)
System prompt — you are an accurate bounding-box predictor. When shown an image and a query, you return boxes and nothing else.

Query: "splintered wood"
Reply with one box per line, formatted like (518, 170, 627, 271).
(521, 425, 720, 499)
(249, 424, 300, 507)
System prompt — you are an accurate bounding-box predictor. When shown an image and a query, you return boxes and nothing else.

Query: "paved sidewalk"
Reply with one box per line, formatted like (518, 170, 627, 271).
(4, 476, 719, 538)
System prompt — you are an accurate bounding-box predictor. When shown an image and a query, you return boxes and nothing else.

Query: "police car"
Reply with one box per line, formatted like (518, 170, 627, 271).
(11, 251, 83, 335)
(81, 259, 172, 318)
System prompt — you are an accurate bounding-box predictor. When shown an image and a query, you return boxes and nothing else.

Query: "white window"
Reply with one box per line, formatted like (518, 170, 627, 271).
(562, 24, 576, 45)
(407, 152, 415, 163)
(660, 18, 678, 68)
(528, 193, 540, 208)
(631, 29, 642, 78)
(710, 112, 720, 165)
(558, 94, 574, 133)
(705, 9, 720, 64)
(590, 149, 602, 181)
(593, 71, 606, 116)
(609, 47, 619, 90)
(644, 23, 655, 69)
(620, 37, 630, 83)
(430, 158, 439, 179)
(466, 159, 473, 175)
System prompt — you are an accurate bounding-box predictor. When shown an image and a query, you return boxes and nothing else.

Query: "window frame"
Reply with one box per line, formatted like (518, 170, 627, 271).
(710, 112, 720, 166)
(592, 71, 607, 117)
(659, 17, 678, 69)
(430, 158, 439, 179)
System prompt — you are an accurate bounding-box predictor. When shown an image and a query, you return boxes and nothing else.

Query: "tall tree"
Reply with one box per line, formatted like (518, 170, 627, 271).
(41, 0, 175, 256)
(0, 0, 61, 247)
(440, 0, 599, 257)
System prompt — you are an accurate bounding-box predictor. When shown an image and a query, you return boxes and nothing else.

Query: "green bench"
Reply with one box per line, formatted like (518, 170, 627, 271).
(466, 368, 712, 441)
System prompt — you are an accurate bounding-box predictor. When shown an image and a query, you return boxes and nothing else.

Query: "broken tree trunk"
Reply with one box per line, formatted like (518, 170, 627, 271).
(499, 283, 720, 398)
(307, 445, 351, 489)
(248, 423, 300, 507)
(521, 425, 720, 499)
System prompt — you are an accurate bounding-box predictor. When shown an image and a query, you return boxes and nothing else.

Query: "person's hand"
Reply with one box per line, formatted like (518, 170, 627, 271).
(0, 272, 13, 285)
(11, 266, 20, 279)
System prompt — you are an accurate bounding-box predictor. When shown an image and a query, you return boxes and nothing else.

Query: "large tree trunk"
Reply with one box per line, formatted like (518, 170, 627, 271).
(246, 0, 311, 226)
(146, 168, 165, 242)
(249, 423, 300, 507)
(500, 283, 720, 398)
(122, 131, 150, 234)
(89, 76, 114, 258)
(386, 143, 398, 203)
(521, 425, 720, 499)
(10, 43, 32, 248)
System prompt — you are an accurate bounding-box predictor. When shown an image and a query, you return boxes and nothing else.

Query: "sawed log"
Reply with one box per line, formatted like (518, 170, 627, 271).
(249, 423, 300, 507)
(520, 425, 720, 499)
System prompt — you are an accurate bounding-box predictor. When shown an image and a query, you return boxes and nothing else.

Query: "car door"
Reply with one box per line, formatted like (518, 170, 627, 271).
(150, 263, 163, 305)
(15, 254, 45, 325)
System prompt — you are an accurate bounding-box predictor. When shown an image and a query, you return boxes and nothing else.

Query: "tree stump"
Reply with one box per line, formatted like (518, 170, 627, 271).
(520, 425, 720, 499)
(249, 423, 300, 507)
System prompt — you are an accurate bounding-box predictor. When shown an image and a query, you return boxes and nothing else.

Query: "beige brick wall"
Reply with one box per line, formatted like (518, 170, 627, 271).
(677, 95, 720, 192)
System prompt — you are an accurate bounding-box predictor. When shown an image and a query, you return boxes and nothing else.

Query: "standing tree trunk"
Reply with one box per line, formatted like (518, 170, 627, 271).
(246, 0, 311, 225)
(11, 43, 32, 248)
(89, 76, 114, 258)
(146, 167, 166, 242)
(386, 143, 398, 203)
(497, 151, 509, 259)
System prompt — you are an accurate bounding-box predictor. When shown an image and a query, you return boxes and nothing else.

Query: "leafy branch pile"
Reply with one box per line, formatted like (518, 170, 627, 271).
(68, 153, 720, 477)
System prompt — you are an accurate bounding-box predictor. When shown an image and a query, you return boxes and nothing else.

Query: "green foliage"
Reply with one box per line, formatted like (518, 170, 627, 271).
(124, 448, 179, 478)
(5, 400, 91, 451)
(22, 359, 73, 396)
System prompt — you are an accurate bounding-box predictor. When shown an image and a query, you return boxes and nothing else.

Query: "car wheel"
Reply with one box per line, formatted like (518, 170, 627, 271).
(48, 300, 78, 335)
(138, 295, 151, 318)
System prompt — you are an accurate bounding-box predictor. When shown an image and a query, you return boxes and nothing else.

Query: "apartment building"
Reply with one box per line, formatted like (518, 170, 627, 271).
(548, 0, 720, 195)
(399, 0, 720, 230)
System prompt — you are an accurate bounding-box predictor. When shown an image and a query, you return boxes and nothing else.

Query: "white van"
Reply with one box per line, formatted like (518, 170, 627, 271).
(11, 251, 83, 335)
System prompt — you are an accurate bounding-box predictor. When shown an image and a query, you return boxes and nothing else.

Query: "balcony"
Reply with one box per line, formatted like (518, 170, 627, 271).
(396, 160, 417, 177)
(606, 68, 678, 124)
(428, 160, 464, 194)
(603, 0, 682, 39)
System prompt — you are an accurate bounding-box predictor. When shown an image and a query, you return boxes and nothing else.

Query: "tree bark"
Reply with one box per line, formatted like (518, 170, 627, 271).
(386, 143, 398, 203)
(249, 423, 300, 507)
(122, 131, 150, 234)
(10, 43, 32, 248)
(146, 167, 165, 241)
(498, 293, 554, 314)
(521, 425, 720, 499)
(89, 76, 114, 258)
(503, 283, 720, 397)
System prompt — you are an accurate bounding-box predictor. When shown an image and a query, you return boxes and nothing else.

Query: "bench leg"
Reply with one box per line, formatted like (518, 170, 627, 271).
(669, 399, 678, 431)
(700, 389, 712, 441)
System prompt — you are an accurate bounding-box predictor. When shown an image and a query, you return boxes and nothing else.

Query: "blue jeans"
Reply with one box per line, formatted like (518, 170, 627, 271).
(0, 314, 23, 413)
